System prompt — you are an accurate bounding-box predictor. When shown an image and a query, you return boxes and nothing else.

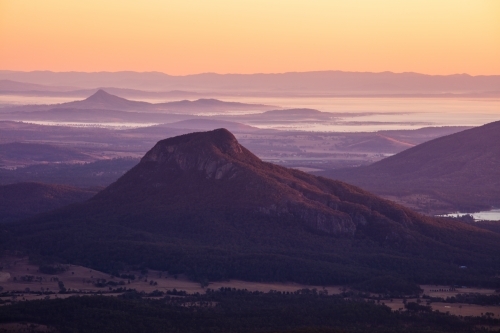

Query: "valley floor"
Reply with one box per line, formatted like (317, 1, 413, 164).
(1, 257, 499, 319)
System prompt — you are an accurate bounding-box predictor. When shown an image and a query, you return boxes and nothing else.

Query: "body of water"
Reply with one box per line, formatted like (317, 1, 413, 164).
(439, 209, 500, 221)
(232, 97, 500, 132)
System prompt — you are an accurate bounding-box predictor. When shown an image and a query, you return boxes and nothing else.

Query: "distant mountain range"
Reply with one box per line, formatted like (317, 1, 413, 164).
(318, 121, 500, 214)
(0, 91, 281, 125)
(1, 71, 500, 95)
(5, 129, 500, 287)
(0, 90, 275, 114)
(0, 91, 348, 125)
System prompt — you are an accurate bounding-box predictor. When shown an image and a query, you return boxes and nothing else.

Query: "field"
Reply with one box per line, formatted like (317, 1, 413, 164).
(384, 299, 500, 318)
(1, 256, 499, 319)
(0, 257, 346, 302)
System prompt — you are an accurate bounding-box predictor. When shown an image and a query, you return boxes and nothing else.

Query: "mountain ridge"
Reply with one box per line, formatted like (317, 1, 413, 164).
(317, 121, 500, 213)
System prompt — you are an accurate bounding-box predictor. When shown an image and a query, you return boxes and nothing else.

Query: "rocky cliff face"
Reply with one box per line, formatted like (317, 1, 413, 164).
(141, 130, 242, 180)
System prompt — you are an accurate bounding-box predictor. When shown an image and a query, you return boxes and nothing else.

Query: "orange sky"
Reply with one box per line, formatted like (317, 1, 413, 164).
(1, 0, 499, 75)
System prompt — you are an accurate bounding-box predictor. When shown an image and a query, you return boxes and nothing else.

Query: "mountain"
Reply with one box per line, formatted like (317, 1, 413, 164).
(60, 89, 152, 110)
(0, 182, 96, 223)
(317, 121, 500, 214)
(6, 129, 500, 286)
(1, 70, 500, 95)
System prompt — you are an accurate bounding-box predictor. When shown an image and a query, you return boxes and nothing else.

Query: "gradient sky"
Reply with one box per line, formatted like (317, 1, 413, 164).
(1, 0, 499, 75)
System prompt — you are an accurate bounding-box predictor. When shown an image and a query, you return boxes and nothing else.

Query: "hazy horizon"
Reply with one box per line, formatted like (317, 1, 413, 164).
(1, 1, 499, 75)
(2, 69, 500, 77)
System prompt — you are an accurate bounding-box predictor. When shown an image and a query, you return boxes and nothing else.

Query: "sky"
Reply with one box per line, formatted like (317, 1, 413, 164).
(0, 0, 499, 75)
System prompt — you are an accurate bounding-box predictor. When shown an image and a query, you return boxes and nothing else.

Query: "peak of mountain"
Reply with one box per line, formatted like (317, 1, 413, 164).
(8, 129, 500, 286)
(140, 128, 247, 170)
(85, 89, 123, 102)
(318, 120, 500, 213)
(58, 90, 151, 111)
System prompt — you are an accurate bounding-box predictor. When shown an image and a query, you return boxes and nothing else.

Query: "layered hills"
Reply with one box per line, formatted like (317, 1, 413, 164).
(5, 129, 500, 286)
(1, 90, 274, 114)
(317, 121, 500, 214)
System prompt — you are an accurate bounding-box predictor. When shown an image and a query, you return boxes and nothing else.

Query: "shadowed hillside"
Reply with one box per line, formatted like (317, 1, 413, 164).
(317, 121, 500, 214)
(0, 182, 96, 223)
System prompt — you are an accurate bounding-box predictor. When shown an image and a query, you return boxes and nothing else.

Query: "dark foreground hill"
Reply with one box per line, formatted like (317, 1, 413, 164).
(0, 182, 96, 223)
(3, 129, 500, 287)
(317, 121, 500, 214)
